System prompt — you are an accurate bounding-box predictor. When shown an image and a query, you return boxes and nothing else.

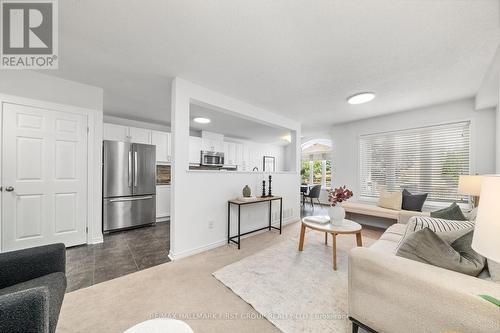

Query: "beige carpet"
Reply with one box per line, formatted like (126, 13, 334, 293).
(57, 222, 381, 333)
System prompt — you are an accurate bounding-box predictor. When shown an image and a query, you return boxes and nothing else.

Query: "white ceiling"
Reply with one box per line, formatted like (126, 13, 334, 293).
(47, 0, 500, 135)
(190, 103, 291, 144)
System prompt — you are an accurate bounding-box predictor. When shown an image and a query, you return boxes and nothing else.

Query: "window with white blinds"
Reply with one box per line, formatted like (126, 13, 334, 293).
(359, 121, 471, 203)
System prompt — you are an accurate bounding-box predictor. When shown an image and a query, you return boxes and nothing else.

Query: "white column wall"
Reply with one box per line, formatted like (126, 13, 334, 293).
(170, 78, 301, 259)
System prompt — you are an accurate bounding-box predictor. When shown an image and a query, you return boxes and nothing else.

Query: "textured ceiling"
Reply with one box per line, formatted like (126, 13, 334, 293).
(46, 0, 500, 135)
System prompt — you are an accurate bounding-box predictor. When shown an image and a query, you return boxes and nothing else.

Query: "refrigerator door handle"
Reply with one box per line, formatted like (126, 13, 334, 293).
(134, 151, 138, 187)
(109, 196, 153, 203)
(128, 151, 133, 187)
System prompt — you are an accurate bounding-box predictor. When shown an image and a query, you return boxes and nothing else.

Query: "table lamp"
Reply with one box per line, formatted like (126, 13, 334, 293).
(471, 176, 500, 308)
(458, 175, 482, 207)
(471, 176, 500, 262)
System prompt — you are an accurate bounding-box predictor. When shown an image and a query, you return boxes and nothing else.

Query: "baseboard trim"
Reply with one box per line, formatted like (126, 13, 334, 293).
(89, 236, 104, 244)
(169, 239, 227, 261)
(156, 216, 170, 223)
(168, 217, 299, 261)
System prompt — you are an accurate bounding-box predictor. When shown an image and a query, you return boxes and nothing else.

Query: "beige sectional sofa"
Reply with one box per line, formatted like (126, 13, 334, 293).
(348, 222, 500, 333)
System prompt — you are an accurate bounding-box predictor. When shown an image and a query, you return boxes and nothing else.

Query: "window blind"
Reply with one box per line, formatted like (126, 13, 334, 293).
(359, 121, 470, 203)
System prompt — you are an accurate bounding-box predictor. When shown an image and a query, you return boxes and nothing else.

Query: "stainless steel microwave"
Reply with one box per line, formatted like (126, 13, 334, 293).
(200, 151, 224, 166)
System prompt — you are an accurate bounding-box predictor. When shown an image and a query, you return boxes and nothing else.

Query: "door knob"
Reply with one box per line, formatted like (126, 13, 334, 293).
(5, 186, 14, 192)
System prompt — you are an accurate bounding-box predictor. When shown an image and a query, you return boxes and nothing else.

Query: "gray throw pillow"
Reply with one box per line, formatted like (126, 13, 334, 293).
(430, 202, 467, 221)
(396, 227, 485, 276)
(402, 189, 428, 212)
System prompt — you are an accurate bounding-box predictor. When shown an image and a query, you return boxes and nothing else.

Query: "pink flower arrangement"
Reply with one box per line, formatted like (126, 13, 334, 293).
(328, 186, 353, 206)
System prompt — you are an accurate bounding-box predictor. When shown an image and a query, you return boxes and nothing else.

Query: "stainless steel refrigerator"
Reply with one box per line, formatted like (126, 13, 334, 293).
(103, 141, 156, 232)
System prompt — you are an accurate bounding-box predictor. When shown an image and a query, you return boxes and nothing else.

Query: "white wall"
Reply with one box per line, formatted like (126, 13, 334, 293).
(0, 71, 103, 110)
(331, 98, 496, 202)
(171, 78, 301, 259)
(0, 71, 104, 244)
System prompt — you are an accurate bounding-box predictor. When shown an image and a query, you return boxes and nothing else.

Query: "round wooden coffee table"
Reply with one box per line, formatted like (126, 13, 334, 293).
(298, 217, 363, 270)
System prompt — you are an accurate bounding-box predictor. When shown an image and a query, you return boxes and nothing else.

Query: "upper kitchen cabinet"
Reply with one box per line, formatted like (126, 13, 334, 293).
(103, 123, 153, 144)
(223, 141, 245, 167)
(152, 130, 172, 163)
(189, 136, 202, 164)
(103, 123, 129, 141)
(201, 131, 224, 152)
(129, 126, 152, 144)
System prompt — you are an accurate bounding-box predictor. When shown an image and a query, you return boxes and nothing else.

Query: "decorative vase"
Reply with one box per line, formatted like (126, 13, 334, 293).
(329, 205, 345, 225)
(242, 185, 252, 198)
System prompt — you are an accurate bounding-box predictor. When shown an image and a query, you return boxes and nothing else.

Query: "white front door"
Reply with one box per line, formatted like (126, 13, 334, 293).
(2, 102, 88, 251)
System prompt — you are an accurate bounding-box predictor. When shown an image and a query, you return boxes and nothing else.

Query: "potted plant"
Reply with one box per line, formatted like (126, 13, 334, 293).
(328, 186, 353, 225)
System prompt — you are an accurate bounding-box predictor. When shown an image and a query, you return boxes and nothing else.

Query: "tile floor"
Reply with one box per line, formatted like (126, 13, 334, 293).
(66, 222, 170, 292)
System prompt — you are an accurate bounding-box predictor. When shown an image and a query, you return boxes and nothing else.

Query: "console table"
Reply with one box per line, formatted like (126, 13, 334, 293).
(227, 196, 282, 249)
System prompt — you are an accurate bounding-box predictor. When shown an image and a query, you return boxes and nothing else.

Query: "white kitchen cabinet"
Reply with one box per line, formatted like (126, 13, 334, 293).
(201, 131, 224, 152)
(152, 130, 168, 162)
(129, 126, 151, 144)
(223, 141, 245, 167)
(235, 143, 244, 167)
(156, 185, 171, 220)
(103, 123, 129, 141)
(189, 136, 202, 164)
(223, 142, 232, 165)
(240, 144, 250, 171)
(202, 138, 222, 152)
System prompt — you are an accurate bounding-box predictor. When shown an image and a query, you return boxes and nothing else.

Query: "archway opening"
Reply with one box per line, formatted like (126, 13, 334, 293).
(301, 139, 332, 190)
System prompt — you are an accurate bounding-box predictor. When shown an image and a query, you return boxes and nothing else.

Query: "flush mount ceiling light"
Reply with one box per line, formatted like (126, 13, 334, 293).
(193, 117, 211, 124)
(347, 92, 376, 105)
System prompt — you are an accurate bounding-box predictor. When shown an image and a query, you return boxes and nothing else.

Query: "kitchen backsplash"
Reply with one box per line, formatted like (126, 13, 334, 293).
(156, 165, 171, 185)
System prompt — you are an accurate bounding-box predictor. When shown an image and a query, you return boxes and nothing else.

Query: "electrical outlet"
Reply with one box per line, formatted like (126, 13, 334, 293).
(208, 220, 214, 229)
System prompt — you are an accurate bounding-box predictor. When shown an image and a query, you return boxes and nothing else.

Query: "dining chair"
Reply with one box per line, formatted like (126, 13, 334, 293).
(304, 185, 321, 209)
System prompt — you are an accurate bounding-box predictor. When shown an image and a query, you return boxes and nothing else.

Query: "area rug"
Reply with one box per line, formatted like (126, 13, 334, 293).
(213, 237, 352, 333)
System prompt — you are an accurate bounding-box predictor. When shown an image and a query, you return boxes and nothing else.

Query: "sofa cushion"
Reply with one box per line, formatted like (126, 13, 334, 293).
(430, 202, 467, 221)
(401, 189, 428, 212)
(368, 224, 407, 254)
(396, 228, 485, 276)
(378, 191, 402, 210)
(487, 259, 500, 284)
(342, 202, 401, 219)
(379, 223, 407, 243)
(0, 272, 66, 333)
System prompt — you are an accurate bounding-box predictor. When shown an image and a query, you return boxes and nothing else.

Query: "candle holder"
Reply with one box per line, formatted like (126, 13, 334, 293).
(262, 180, 266, 197)
(268, 175, 272, 197)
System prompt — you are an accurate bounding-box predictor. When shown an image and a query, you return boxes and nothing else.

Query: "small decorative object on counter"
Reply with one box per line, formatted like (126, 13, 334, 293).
(242, 185, 252, 198)
(328, 186, 353, 225)
(262, 180, 266, 197)
(268, 175, 273, 197)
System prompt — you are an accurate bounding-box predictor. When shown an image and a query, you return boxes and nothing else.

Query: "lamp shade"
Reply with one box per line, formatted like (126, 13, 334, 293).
(471, 176, 500, 262)
(457, 175, 482, 196)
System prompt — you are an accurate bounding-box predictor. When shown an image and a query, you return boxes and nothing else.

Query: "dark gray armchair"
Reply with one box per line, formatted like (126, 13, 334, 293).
(0, 243, 67, 333)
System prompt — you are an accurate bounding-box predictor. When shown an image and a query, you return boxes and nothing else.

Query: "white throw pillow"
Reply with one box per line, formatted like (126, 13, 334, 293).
(378, 191, 402, 210)
(397, 216, 474, 251)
